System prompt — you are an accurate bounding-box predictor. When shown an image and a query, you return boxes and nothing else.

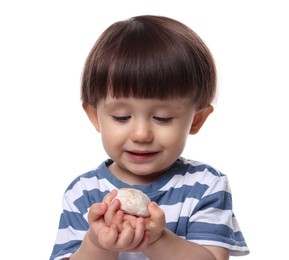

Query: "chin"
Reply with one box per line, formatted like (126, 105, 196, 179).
(130, 166, 166, 177)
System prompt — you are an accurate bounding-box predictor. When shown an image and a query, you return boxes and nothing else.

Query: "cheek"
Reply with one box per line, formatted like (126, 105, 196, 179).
(100, 130, 121, 159)
(98, 123, 114, 143)
(101, 127, 116, 143)
(157, 126, 190, 148)
(100, 124, 126, 150)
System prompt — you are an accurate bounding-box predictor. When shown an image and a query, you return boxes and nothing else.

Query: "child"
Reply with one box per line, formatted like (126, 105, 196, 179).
(50, 15, 249, 259)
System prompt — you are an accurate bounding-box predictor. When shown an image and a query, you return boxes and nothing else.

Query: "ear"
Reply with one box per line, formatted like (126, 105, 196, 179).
(83, 105, 101, 132)
(190, 105, 214, 135)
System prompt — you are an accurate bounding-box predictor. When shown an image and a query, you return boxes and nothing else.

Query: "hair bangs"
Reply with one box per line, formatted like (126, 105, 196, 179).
(81, 15, 216, 109)
(106, 21, 204, 103)
(108, 41, 197, 100)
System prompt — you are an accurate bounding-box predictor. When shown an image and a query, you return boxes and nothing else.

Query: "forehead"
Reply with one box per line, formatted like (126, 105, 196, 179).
(99, 95, 195, 111)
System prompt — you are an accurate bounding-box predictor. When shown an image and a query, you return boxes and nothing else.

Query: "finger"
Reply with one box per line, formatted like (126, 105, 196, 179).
(104, 199, 121, 226)
(113, 210, 125, 232)
(123, 214, 138, 229)
(98, 224, 119, 250)
(146, 202, 165, 228)
(115, 221, 134, 249)
(144, 202, 166, 244)
(132, 230, 150, 252)
(88, 202, 107, 224)
(103, 190, 117, 204)
(129, 217, 146, 248)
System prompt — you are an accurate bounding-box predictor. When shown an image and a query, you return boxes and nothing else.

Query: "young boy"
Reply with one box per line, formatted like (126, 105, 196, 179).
(50, 15, 249, 260)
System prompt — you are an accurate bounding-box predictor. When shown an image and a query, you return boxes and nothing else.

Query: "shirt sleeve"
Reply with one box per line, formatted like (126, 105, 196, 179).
(187, 174, 249, 256)
(49, 186, 90, 259)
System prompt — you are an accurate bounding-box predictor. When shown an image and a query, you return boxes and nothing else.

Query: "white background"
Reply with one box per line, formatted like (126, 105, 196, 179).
(0, 0, 288, 259)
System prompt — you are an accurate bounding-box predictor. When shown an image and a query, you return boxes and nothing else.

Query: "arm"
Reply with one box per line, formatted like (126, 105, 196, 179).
(69, 202, 118, 260)
(69, 191, 150, 260)
(102, 192, 229, 259)
(143, 228, 229, 260)
(142, 202, 230, 260)
(69, 232, 118, 260)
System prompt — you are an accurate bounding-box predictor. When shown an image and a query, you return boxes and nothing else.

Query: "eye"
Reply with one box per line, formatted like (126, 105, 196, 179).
(112, 115, 131, 122)
(153, 116, 174, 123)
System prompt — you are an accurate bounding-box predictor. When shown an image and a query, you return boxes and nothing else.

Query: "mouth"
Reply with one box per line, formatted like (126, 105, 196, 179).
(125, 150, 159, 161)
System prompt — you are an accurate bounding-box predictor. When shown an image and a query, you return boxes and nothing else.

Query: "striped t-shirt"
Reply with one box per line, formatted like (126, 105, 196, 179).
(50, 157, 249, 259)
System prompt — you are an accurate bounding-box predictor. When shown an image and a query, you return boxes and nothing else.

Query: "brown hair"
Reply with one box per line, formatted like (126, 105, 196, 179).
(81, 15, 216, 109)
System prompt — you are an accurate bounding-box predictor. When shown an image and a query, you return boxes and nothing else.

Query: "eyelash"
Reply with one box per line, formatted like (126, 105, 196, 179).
(112, 116, 131, 122)
(153, 116, 174, 123)
(111, 116, 173, 123)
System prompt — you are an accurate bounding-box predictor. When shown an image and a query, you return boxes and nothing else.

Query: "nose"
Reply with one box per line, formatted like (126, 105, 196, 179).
(130, 120, 153, 143)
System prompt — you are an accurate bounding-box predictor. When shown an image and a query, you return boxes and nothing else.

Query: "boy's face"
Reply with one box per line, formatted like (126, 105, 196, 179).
(85, 95, 213, 184)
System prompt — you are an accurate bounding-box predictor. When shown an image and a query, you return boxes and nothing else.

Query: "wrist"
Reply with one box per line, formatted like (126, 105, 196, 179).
(148, 228, 164, 246)
(70, 231, 118, 260)
(143, 228, 168, 258)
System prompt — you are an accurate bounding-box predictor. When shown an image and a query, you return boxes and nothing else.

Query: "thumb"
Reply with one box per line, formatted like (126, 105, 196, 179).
(147, 202, 165, 224)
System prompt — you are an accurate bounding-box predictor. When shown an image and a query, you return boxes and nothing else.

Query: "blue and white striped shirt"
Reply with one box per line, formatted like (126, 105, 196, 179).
(50, 157, 249, 259)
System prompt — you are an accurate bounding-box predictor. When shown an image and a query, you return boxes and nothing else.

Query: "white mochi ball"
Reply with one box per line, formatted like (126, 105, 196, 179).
(115, 188, 151, 217)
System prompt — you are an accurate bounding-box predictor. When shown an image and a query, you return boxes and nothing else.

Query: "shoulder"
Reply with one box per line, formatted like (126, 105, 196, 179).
(61, 161, 116, 214)
(65, 160, 114, 192)
(65, 168, 99, 192)
(63, 160, 116, 204)
(177, 157, 230, 193)
(159, 158, 229, 198)
(177, 157, 226, 181)
(180, 157, 224, 176)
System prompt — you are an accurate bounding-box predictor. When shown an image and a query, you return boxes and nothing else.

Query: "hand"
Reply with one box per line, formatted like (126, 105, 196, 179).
(103, 190, 134, 232)
(86, 192, 149, 252)
(103, 190, 144, 231)
(144, 201, 166, 244)
(104, 190, 166, 246)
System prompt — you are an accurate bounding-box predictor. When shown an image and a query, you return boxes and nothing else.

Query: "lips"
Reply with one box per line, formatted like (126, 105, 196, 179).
(125, 150, 159, 161)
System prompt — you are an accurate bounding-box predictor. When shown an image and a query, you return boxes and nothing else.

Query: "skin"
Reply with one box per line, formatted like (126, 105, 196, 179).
(68, 95, 229, 260)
